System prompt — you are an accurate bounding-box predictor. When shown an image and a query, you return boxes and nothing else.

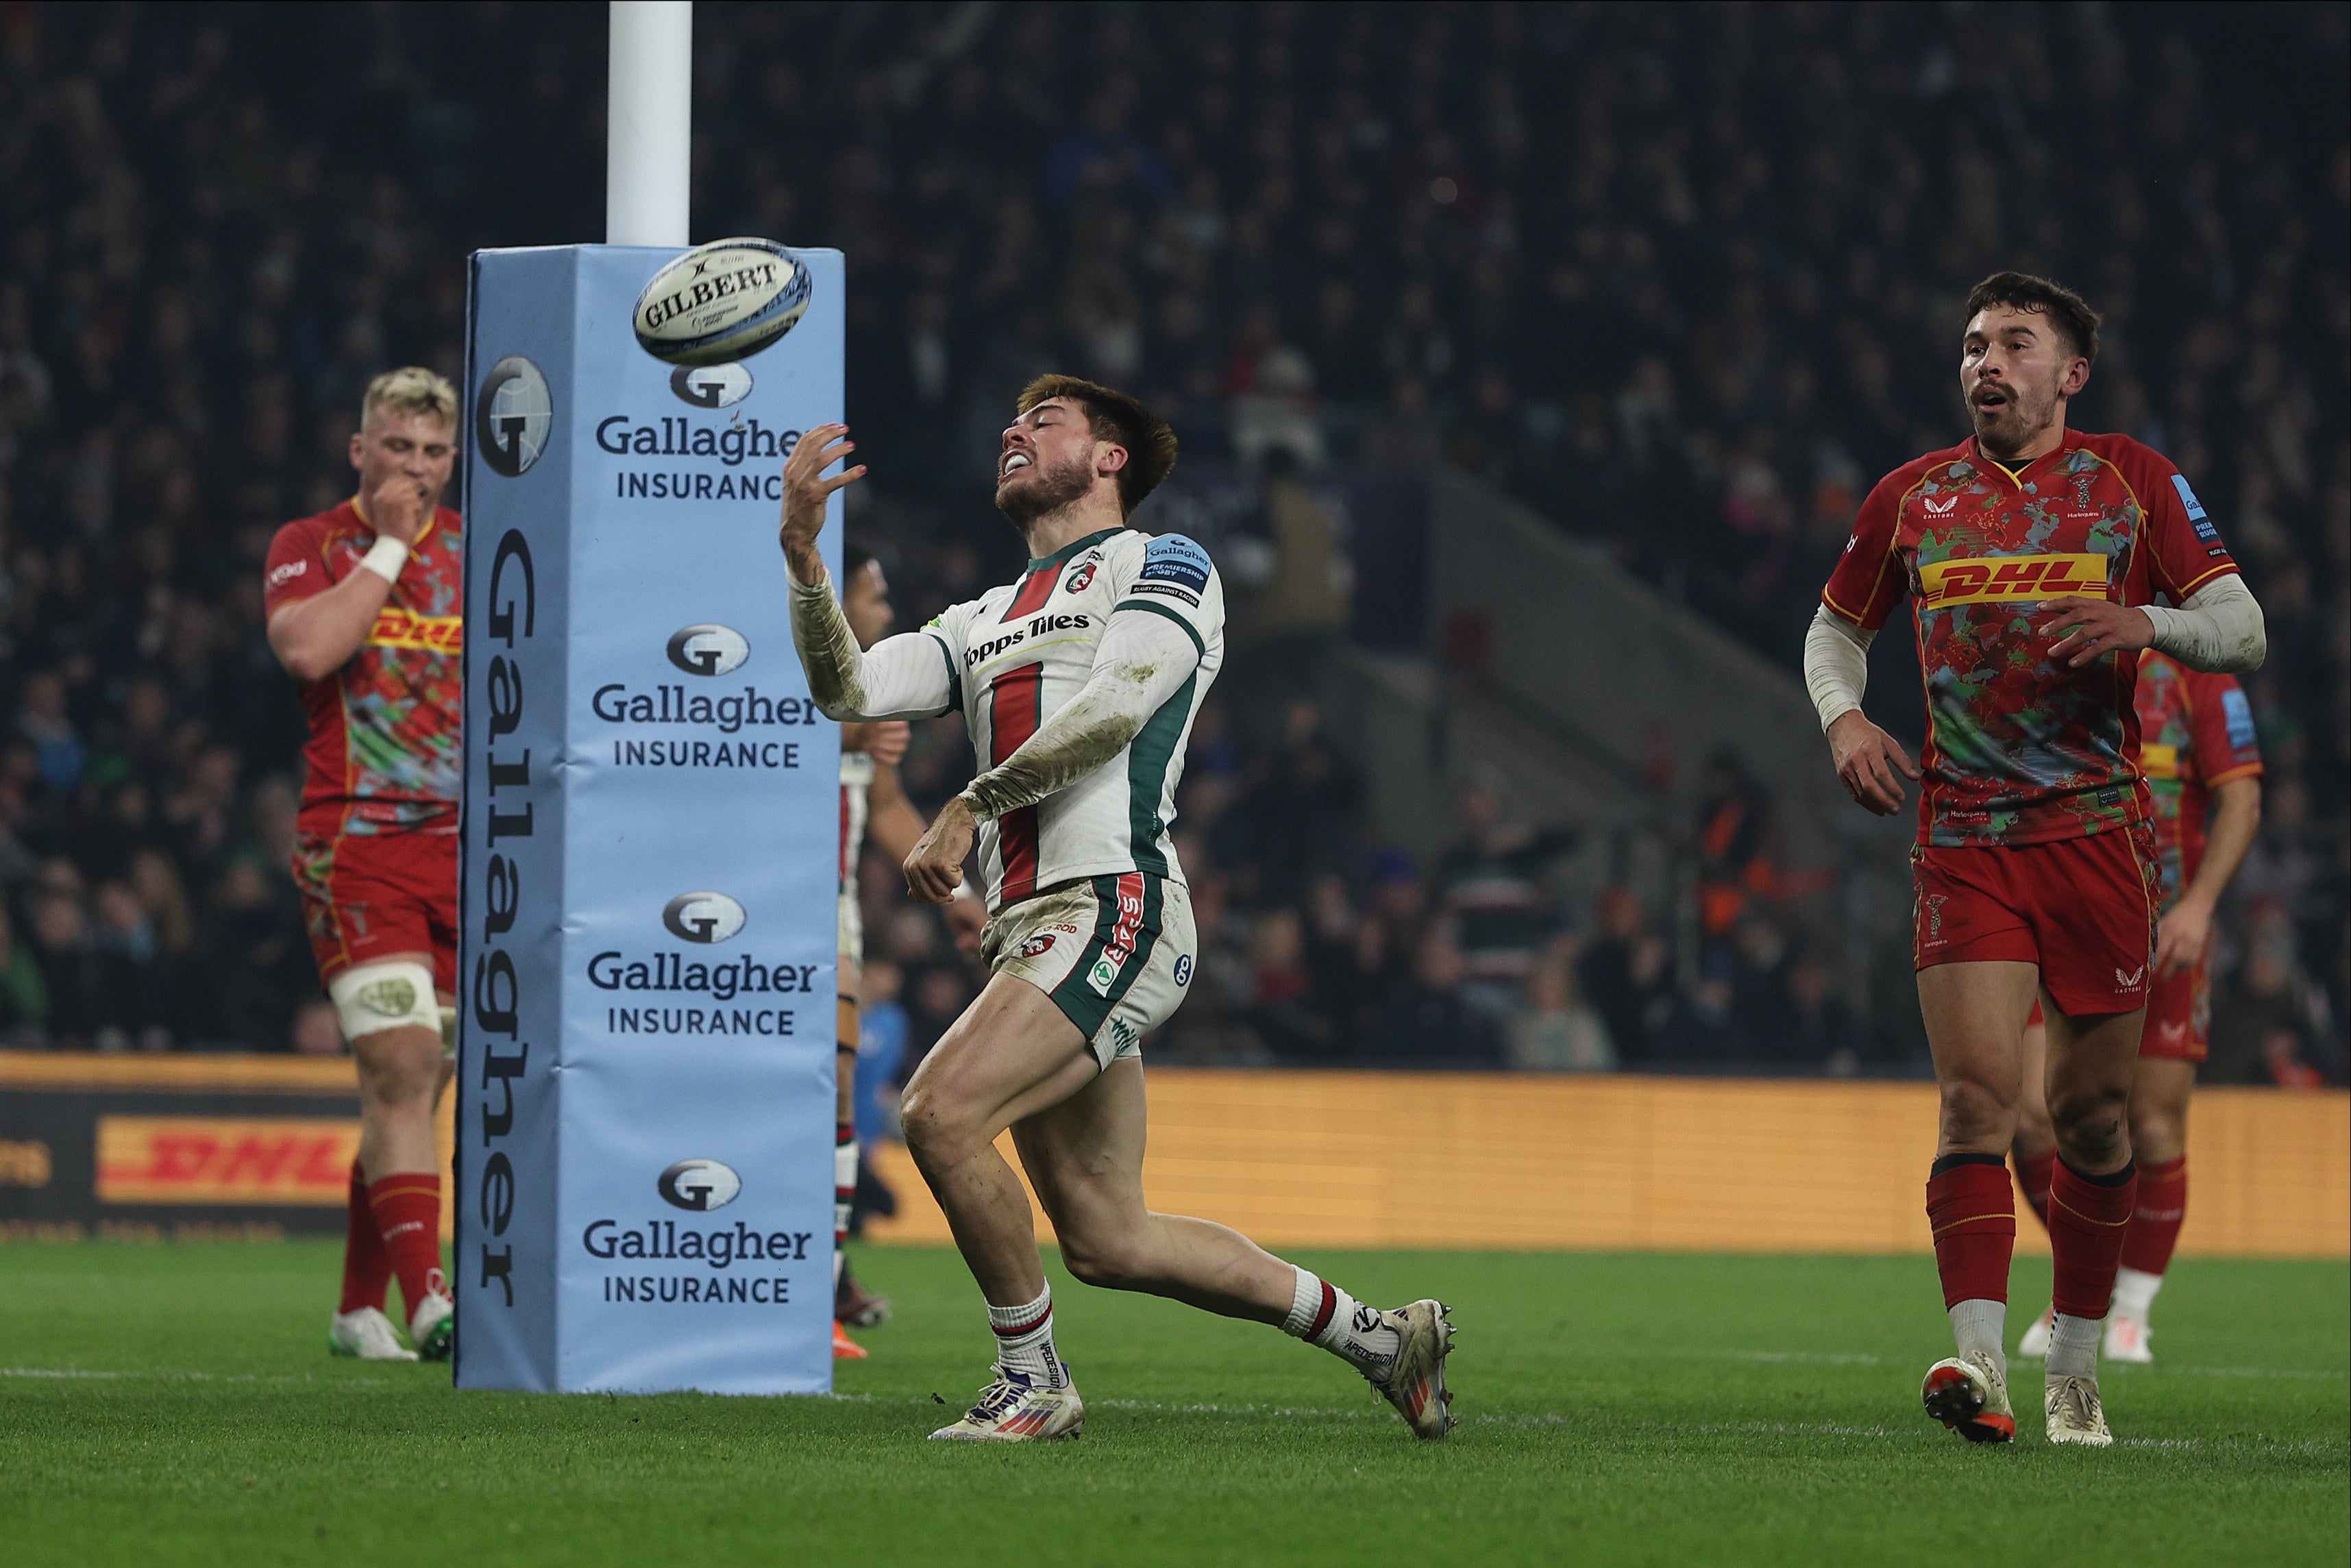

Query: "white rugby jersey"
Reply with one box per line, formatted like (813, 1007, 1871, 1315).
(922, 527, 1224, 909)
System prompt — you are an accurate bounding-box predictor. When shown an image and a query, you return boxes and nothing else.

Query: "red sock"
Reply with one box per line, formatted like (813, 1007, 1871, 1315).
(367, 1173, 445, 1323)
(2118, 1156, 2187, 1278)
(2012, 1149, 2055, 1235)
(337, 1159, 391, 1315)
(1925, 1157, 2015, 1308)
(2047, 1157, 2137, 1319)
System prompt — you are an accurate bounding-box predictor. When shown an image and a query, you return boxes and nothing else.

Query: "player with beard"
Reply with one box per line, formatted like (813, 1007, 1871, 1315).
(780, 376, 1454, 1442)
(1807, 274, 2265, 1445)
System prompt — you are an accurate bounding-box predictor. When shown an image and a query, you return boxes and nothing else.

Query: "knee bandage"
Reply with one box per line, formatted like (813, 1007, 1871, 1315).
(328, 960, 443, 1045)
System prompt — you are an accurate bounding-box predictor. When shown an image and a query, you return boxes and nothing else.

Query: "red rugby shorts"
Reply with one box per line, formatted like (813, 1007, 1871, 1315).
(1911, 827, 2157, 1017)
(292, 830, 458, 994)
(2139, 952, 2209, 1062)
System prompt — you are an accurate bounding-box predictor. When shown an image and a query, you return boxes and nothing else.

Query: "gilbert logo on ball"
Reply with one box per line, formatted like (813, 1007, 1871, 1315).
(665, 623, 750, 677)
(657, 1158, 742, 1213)
(663, 891, 748, 945)
(632, 238, 812, 367)
(475, 356, 552, 477)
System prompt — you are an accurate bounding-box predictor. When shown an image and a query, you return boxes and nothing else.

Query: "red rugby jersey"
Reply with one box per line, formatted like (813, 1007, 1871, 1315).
(1822, 430, 2237, 849)
(2133, 650, 2263, 910)
(264, 501, 464, 838)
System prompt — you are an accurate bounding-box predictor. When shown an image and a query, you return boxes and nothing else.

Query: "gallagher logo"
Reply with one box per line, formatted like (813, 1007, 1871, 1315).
(475, 356, 552, 477)
(663, 891, 747, 945)
(666, 623, 750, 676)
(657, 1158, 742, 1212)
(669, 362, 754, 408)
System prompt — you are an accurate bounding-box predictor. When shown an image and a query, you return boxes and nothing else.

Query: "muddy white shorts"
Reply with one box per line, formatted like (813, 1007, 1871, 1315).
(981, 872, 1196, 1071)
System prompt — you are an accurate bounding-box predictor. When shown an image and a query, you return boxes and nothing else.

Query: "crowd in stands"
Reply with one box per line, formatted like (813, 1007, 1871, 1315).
(0, 5, 2341, 1084)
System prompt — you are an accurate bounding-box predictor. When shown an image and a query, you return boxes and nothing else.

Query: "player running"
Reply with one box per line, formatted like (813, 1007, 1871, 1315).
(830, 543, 985, 1357)
(264, 369, 465, 1362)
(780, 376, 1453, 1441)
(2009, 654, 2263, 1363)
(1806, 274, 2265, 1445)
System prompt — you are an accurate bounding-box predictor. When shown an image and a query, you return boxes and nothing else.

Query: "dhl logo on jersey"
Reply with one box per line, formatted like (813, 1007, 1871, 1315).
(1918, 553, 2109, 608)
(366, 606, 463, 654)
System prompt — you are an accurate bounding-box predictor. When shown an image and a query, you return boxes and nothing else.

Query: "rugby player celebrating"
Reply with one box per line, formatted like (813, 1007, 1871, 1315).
(265, 369, 465, 1361)
(2009, 655, 2263, 1363)
(780, 377, 1453, 1441)
(1807, 275, 2265, 1445)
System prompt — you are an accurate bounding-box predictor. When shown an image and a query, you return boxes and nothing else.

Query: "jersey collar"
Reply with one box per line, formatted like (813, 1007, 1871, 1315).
(1026, 526, 1129, 571)
(1965, 434, 2074, 493)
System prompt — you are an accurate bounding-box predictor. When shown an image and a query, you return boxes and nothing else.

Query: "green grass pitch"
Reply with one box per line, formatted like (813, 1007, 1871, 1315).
(1, 1241, 2342, 1566)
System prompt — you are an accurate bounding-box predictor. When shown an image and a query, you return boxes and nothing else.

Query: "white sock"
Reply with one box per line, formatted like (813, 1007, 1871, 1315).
(1947, 1298, 2006, 1376)
(987, 1284, 1066, 1387)
(833, 1134, 857, 1250)
(1281, 1266, 1399, 1380)
(2111, 1266, 2163, 1323)
(2048, 1312, 2101, 1378)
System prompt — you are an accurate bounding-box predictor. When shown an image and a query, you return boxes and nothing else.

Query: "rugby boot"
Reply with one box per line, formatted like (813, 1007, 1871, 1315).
(832, 1320, 868, 1360)
(927, 1364, 1084, 1442)
(2045, 1371, 2113, 1446)
(1921, 1351, 2015, 1443)
(1368, 1299, 1456, 1440)
(328, 1306, 417, 1362)
(2015, 1305, 2054, 1359)
(2102, 1313, 2153, 1365)
(408, 1289, 455, 1362)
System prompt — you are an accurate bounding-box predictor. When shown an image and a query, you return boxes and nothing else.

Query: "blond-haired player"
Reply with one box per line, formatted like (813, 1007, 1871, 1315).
(265, 368, 464, 1361)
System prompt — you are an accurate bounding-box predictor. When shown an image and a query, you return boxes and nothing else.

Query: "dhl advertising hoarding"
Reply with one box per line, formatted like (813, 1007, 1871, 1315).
(0, 1054, 383, 1241)
(459, 246, 842, 1395)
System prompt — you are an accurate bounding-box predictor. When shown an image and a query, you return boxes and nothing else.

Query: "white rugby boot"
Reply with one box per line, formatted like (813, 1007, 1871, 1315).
(2102, 1313, 2154, 1365)
(328, 1306, 418, 1362)
(1921, 1352, 2015, 1443)
(2045, 1371, 2113, 1446)
(1368, 1299, 1456, 1439)
(2016, 1305, 2054, 1358)
(408, 1286, 455, 1362)
(928, 1364, 1084, 1442)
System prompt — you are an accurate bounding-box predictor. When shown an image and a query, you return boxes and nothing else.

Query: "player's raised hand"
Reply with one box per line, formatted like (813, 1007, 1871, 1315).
(2043, 596, 2154, 669)
(779, 423, 865, 583)
(1827, 710, 1919, 815)
(366, 468, 434, 545)
(903, 796, 976, 904)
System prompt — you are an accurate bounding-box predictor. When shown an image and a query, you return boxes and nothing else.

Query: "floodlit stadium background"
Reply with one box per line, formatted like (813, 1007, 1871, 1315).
(0, 5, 2341, 1231)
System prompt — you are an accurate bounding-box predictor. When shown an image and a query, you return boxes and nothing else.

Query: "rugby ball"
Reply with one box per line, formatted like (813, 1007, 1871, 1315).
(632, 237, 812, 366)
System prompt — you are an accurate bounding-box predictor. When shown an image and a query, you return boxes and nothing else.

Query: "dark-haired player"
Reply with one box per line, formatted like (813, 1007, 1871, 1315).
(2010, 654, 2263, 1362)
(780, 376, 1453, 1441)
(1806, 273, 2265, 1445)
(265, 368, 465, 1362)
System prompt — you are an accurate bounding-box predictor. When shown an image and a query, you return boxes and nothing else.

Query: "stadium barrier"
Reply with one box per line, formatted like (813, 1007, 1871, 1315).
(8, 1056, 2342, 1260)
(863, 1069, 2350, 1261)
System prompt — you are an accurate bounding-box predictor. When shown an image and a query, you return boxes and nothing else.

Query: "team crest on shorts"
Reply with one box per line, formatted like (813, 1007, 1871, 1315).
(1018, 934, 1056, 959)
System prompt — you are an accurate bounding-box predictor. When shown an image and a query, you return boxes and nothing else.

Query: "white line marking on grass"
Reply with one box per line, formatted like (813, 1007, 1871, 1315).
(1, 1367, 397, 1386)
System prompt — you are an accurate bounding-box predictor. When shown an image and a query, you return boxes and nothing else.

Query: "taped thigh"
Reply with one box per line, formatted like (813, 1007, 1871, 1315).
(329, 960, 442, 1044)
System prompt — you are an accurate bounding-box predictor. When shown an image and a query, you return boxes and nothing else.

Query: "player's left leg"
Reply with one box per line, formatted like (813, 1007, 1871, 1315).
(2028, 826, 2159, 1445)
(829, 982, 876, 1360)
(1012, 1058, 1453, 1438)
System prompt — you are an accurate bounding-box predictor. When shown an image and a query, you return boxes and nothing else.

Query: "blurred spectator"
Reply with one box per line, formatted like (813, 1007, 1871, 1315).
(25, 886, 110, 1049)
(1505, 936, 1614, 1071)
(1578, 888, 1673, 1064)
(1372, 926, 1503, 1066)
(0, 899, 49, 1045)
(1435, 777, 1575, 1015)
